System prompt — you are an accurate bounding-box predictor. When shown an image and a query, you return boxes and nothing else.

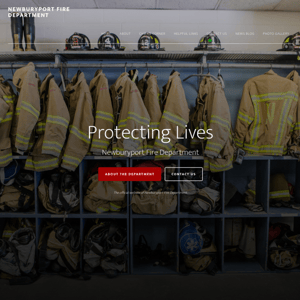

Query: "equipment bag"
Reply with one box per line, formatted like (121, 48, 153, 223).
(0, 171, 34, 212)
(84, 221, 127, 278)
(38, 222, 82, 278)
(84, 174, 127, 213)
(0, 228, 37, 284)
(38, 171, 79, 214)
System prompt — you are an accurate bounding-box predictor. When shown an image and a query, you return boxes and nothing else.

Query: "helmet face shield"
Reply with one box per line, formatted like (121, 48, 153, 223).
(140, 36, 151, 50)
(98, 32, 124, 51)
(194, 31, 223, 51)
(138, 33, 164, 51)
(65, 32, 91, 50)
(293, 34, 300, 50)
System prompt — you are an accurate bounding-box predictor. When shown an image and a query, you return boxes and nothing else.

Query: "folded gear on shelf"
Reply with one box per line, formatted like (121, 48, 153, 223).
(179, 220, 218, 275)
(84, 221, 127, 278)
(0, 170, 34, 212)
(38, 171, 79, 214)
(0, 227, 37, 284)
(38, 222, 81, 277)
(84, 174, 127, 214)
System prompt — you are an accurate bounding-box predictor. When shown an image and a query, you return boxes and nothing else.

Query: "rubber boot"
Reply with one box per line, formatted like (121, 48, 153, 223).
(24, 16, 36, 51)
(11, 16, 24, 51)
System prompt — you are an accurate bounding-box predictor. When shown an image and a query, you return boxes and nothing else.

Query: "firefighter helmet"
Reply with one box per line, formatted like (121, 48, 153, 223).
(194, 31, 224, 51)
(98, 31, 125, 51)
(65, 32, 91, 50)
(138, 32, 164, 51)
(277, 32, 300, 51)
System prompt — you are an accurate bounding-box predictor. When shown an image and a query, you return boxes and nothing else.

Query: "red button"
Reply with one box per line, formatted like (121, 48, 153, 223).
(98, 167, 162, 181)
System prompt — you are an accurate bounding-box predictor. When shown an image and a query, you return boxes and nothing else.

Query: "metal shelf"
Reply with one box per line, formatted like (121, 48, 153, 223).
(0, 50, 299, 65)
(204, 51, 300, 63)
(0, 51, 55, 62)
(56, 50, 203, 62)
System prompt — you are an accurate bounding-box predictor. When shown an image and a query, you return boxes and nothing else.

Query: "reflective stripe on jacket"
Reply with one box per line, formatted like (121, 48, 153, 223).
(190, 76, 234, 172)
(11, 62, 40, 155)
(89, 70, 114, 154)
(25, 73, 70, 171)
(234, 70, 298, 156)
(0, 75, 16, 167)
(154, 71, 189, 160)
(61, 72, 94, 171)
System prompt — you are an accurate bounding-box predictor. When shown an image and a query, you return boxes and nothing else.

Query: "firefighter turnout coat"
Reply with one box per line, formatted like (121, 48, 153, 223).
(234, 70, 299, 156)
(138, 73, 162, 150)
(11, 62, 40, 155)
(0, 76, 16, 167)
(190, 76, 234, 172)
(61, 71, 94, 171)
(154, 71, 189, 159)
(89, 70, 114, 154)
(110, 72, 150, 152)
(25, 74, 70, 171)
(286, 70, 300, 157)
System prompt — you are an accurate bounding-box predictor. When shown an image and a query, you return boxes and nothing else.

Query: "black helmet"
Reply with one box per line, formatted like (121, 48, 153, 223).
(277, 32, 300, 51)
(65, 32, 91, 50)
(194, 31, 224, 51)
(138, 32, 164, 51)
(98, 31, 125, 51)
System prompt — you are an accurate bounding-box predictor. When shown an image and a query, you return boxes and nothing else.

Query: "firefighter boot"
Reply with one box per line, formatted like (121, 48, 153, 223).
(11, 16, 24, 51)
(24, 16, 36, 51)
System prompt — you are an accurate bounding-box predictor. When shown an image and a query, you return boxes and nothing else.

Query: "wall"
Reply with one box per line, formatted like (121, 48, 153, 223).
(1, 9, 300, 52)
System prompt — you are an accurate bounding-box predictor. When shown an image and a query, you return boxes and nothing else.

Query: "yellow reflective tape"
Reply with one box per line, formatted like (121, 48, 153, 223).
(47, 119, 68, 129)
(96, 110, 114, 118)
(210, 119, 230, 131)
(162, 115, 185, 129)
(21, 106, 39, 119)
(23, 101, 39, 115)
(43, 140, 63, 148)
(164, 110, 187, 124)
(211, 114, 230, 126)
(63, 154, 81, 163)
(238, 115, 251, 125)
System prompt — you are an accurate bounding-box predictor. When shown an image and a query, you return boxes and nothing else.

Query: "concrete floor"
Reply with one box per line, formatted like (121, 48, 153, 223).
(1, 273, 300, 300)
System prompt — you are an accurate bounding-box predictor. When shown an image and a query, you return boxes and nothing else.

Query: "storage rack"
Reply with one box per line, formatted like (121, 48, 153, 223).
(1, 50, 300, 275)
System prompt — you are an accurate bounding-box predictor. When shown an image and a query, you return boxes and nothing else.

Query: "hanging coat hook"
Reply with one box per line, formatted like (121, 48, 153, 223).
(48, 63, 51, 73)
(125, 62, 127, 73)
(11, 63, 14, 77)
(146, 62, 148, 72)
(218, 63, 221, 76)
(207, 63, 210, 74)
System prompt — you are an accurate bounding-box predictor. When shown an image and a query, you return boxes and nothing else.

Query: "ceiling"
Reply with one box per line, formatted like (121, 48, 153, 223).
(1, 0, 300, 11)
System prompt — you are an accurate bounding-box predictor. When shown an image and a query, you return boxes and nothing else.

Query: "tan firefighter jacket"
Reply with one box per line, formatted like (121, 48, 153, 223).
(110, 73, 150, 153)
(61, 72, 94, 171)
(286, 70, 300, 157)
(190, 76, 234, 172)
(154, 71, 189, 159)
(89, 70, 114, 154)
(234, 70, 299, 156)
(0, 76, 16, 167)
(11, 62, 40, 155)
(138, 73, 162, 150)
(25, 73, 70, 171)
